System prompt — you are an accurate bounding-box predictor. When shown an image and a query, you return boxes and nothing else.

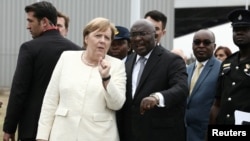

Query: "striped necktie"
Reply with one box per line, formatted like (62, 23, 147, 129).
(136, 57, 146, 86)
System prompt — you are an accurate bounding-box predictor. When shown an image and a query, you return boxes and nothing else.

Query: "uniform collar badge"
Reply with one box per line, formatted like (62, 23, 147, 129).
(238, 14, 243, 21)
(244, 64, 250, 76)
(115, 28, 119, 35)
(223, 63, 230, 67)
(245, 64, 250, 69)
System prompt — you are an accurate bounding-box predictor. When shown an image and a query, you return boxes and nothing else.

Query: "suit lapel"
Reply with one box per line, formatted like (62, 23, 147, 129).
(133, 47, 162, 100)
(125, 53, 137, 102)
(189, 57, 215, 97)
(187, 63, 195, 88)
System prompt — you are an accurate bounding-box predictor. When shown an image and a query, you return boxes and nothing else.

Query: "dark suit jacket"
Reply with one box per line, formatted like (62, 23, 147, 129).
(117, 45, 188, 141)
(186, 56, 221, 141)
(3, 29, 81, 139)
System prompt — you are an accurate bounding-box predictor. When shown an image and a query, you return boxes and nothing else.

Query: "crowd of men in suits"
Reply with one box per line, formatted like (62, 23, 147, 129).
(2, 1, 250, 141)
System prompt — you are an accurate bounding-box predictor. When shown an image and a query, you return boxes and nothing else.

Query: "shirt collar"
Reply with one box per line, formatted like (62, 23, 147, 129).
(136, 50, 152, 64)
(195, 60, 208, 67)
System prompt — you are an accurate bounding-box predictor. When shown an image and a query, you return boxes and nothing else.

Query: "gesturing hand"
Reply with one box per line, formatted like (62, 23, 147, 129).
(3, 132, 15, 141)
(98, 57, 111, 79)
(140, 96, 158, 115)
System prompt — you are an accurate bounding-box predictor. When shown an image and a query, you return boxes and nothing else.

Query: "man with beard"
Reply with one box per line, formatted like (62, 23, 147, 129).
(2, 1, 81, 141)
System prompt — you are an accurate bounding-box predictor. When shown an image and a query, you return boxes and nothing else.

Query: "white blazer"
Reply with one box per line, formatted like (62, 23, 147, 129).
(36, 51, 126, 141)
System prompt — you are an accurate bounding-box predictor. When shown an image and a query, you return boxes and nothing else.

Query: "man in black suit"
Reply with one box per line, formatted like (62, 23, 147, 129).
(3, 1, 81, 141)
(117, 19, 188, 141)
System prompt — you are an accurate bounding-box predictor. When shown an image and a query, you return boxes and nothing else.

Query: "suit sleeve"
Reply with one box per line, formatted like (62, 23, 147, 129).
(105, 60, 126, 110)
(3, 43, 34, 133)
(36, 53, 64, 140)
(163, 55, 188, 108)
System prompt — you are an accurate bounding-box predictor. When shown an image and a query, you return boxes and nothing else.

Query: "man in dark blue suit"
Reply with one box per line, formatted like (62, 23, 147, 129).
(117, 19, 188, 141)
(3, 1, 81, 141)
(185, 29, 221, 141)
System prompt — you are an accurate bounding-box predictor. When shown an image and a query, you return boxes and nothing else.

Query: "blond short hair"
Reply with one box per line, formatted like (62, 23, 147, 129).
(83, 17, 116, 47)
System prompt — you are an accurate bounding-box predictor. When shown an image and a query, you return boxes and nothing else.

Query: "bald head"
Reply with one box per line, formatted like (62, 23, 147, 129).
(193, 29, 215, 42)
(192, 29, 216, 62)
(131, 19, 155, 32)
(130, 19, 156, 56)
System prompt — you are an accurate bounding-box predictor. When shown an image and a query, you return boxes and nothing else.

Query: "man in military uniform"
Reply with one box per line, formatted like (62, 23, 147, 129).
(108, 26, 132, 62)
(210, 9, 250, 125)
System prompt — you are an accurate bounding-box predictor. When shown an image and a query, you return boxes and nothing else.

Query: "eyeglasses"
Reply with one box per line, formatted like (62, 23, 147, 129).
(130, 31, 155, 38)
(193, 39, 214, 46)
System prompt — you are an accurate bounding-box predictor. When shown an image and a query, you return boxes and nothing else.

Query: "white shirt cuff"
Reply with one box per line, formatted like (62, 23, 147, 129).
(155, 92, 165, 107)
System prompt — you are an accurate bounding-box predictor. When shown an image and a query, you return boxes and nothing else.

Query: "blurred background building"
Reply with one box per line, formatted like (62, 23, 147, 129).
(0, 0, 249, 89)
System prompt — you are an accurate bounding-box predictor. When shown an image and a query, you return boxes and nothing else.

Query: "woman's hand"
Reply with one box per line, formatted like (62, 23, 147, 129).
(98, 57, 110, 78)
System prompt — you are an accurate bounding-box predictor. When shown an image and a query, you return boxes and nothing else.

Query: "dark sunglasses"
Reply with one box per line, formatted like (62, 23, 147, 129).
(130, 31, 155, 38)
(193, 39, 214, 46)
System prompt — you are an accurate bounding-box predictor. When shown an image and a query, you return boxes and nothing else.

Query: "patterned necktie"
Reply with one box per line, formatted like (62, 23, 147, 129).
(137, 57, 146, 86)
(190, 63, 203, 94)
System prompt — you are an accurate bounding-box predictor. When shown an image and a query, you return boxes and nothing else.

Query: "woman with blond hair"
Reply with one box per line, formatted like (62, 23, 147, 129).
(36, 17, 126, 141)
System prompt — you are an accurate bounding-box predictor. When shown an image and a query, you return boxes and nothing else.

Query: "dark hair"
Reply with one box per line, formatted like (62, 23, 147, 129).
(57, 11, 70, 29)
(214, 46, 232, 57)
(25, 1, 57, 25)
(144, 10, 167, 29)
